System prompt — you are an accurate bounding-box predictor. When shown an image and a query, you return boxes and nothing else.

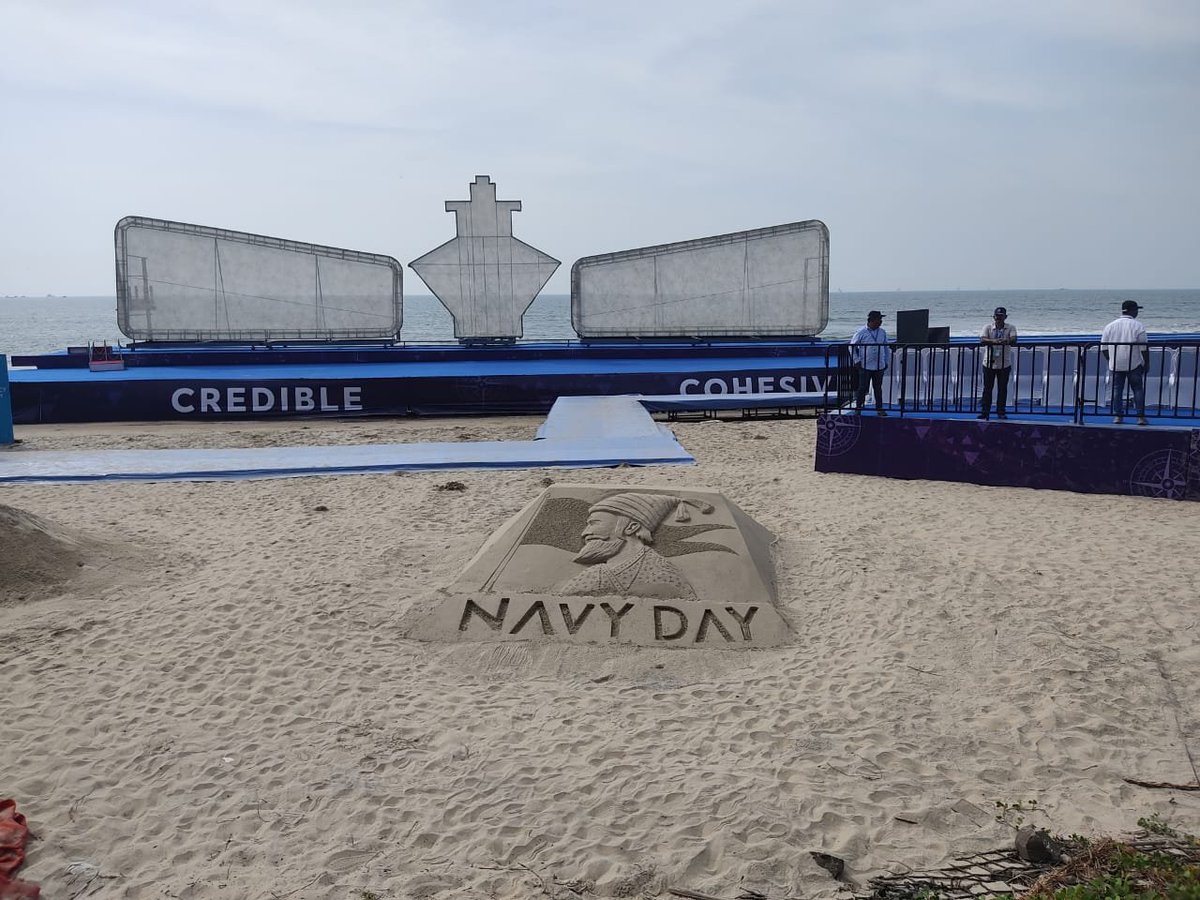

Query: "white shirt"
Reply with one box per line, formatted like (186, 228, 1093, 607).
(980, 322, 1018, 369)
(1100, 315, 1148, 372)
(850, 325, 891, 370)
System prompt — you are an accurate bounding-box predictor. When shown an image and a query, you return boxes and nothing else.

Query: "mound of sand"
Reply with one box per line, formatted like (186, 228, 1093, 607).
(0, 504, 90, 604)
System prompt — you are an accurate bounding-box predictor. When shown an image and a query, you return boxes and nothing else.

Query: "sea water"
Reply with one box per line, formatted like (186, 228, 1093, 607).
(2, 289, 1199, 359)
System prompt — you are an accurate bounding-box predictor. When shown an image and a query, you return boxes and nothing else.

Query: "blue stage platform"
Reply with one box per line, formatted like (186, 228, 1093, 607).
(9, 344, 835, 423)
(11, 333, 1199, 425)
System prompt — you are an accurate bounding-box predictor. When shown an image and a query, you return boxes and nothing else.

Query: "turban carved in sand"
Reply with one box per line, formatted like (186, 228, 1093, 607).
(589, 493, 714, 532)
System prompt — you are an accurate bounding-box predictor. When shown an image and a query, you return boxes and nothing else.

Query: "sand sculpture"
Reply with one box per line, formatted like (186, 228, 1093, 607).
(553, 492, 712, 600)
(405, 484, 791, 648)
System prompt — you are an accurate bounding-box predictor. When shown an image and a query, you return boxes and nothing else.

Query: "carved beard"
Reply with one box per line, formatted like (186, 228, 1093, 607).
(573, 537, 625, 564)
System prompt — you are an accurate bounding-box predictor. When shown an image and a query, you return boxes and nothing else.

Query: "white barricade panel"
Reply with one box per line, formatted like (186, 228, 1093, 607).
(115, 217, 403, 341)
(572, 221, 828, 339)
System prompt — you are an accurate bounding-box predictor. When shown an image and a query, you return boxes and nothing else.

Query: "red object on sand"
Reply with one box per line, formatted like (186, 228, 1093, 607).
(0, 800, 39, 899)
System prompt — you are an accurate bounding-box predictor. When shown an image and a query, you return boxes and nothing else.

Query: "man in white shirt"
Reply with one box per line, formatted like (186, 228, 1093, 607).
(1100, 300, 1149, 425)
(849, 310, 891, 416)
(977, 306, 1018, 420)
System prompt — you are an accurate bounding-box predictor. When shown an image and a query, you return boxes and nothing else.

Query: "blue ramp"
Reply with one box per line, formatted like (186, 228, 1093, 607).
(0, 397, 693, 484)
(536, 395, 674, 441)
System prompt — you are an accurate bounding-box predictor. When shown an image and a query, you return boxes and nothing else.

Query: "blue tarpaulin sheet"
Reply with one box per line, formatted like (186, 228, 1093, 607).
(0, 396, 692, 483)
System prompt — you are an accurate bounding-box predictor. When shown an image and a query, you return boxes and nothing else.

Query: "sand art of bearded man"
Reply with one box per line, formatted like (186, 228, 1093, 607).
(554, 492, 714, 601)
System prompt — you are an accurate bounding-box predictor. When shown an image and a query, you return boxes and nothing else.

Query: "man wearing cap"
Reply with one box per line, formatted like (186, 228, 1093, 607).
(849, 311, 891, 416)
(555, 492, 708, 600)
(978, 307, 1018, 420)
(1101, 300, 1149, 425)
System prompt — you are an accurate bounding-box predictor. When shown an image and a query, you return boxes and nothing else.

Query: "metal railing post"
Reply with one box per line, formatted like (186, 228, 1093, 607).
(823, 346, 833, 410)
(1074, 346, 1087, 424)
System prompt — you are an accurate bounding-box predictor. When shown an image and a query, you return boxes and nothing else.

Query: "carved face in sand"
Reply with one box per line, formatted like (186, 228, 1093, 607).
(573, 509, 646, 564)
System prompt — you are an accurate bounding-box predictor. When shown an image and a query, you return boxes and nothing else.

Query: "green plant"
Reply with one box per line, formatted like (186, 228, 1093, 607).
(1138, 813, 1181, 838)
(1029, 842, 1200, 898)
(993, 797, 1043, 829)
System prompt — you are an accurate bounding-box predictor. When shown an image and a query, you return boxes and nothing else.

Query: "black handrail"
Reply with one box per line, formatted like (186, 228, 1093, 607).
(826, 340, 1200, 423)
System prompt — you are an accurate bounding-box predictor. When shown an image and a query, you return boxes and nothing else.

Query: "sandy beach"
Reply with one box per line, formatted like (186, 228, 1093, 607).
(3, 414, 1199, 899)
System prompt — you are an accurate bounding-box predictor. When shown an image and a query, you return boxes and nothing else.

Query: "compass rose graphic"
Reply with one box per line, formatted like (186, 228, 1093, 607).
(816, 412, 862, 456)
(1128, 449, 1188, 499)
(410, 175, 560, 341)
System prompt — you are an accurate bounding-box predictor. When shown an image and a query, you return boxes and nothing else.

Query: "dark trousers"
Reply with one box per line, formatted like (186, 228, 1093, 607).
(981, 366, 1011, 416)
(1112, 366, 1146, 418)
(855, 367, 885, 410)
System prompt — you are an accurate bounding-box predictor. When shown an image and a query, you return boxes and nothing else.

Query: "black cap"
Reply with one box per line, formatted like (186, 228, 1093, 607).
(993, 306, 1007, 317)
(867, 310, 884, 320)
(1121, 300, 1143, 313)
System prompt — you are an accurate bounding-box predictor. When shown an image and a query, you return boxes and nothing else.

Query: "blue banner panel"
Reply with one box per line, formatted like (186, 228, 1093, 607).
(9, 359, 837, 424)
(0, 355, 13, 444)
(815, 413, 1200, 502)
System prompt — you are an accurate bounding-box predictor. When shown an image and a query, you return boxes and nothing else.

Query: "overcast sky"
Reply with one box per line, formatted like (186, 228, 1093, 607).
(1, 0, 1198, 295)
